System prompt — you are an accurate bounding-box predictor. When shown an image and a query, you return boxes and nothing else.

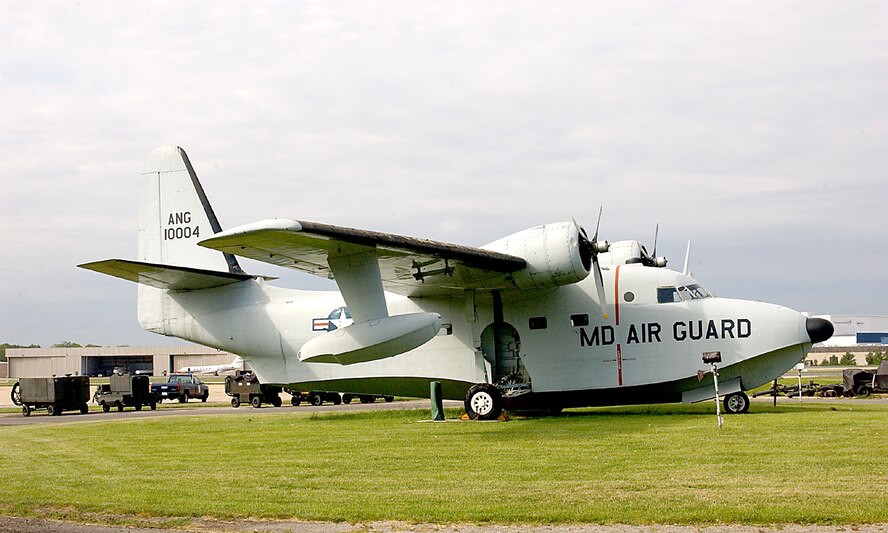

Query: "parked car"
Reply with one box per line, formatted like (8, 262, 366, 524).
(151, 373, 209, 403)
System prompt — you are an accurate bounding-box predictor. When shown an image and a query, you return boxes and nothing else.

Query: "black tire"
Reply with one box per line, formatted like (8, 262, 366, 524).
(47, 404, 59, 416)
(231, 397, 240, 408)
(181, 390, 189, 403)
(134, 403, 143, 411)
(116, 401, 124, 412)
(384, 396, 394, 403)
(342, 394, 352, 404)
(464, 383, 502, 420)
(310, 393, 323, 406)
(724, 392, 750, 414)
(101, 402, 110, 413)
(150, 401, 157, 411)
(251, 395, 262, 408)
(10, 382, 22, 406)
(21, 405, 31, 417)
(201, 390, 209, 403)
(80, 403, 89, 415)
(857, 386, 872, 398)
(290, 395, 301, 406)
(156, 397, 163, 404)
(359, 395, 373, 404)
(272, 396, 282, 408)
(332, 394, 341, 405)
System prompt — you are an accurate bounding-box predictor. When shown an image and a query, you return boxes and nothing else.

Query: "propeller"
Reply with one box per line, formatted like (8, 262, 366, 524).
(577, 208, 610, 318)
(642, 223, 667, 268)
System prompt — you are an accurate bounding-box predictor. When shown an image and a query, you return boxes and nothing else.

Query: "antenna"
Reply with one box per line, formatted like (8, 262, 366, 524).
(682, 240, 692, 275)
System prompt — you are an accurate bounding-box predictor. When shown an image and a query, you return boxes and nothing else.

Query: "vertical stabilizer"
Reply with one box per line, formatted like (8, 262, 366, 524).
(138, 146, 242, 272)
(137, 146, 242, 333)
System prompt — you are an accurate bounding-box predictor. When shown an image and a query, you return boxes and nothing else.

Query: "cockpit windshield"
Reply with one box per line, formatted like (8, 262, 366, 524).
(657, 284, 712, 303)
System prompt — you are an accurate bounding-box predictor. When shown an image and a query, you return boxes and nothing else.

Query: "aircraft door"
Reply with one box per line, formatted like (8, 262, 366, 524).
(480, 322, 529, 385)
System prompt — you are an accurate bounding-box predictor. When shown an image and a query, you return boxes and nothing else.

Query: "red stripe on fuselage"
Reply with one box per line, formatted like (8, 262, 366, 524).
(614, 265, 621, 326)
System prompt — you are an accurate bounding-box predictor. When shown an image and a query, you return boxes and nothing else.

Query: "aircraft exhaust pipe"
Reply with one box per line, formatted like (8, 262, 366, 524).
(806, 317, 834, 344)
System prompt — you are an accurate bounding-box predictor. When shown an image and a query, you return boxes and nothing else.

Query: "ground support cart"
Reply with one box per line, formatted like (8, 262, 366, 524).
(93, 374, 156, 412)
(225, 372, 283, 408)
(10, 376, 91, 417)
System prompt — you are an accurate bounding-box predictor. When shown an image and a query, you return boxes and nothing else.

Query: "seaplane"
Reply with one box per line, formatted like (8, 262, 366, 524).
(80, 146, 833, 419)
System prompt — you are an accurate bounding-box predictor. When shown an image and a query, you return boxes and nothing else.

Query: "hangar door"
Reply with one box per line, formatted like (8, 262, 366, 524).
(82, 355, 153, 377)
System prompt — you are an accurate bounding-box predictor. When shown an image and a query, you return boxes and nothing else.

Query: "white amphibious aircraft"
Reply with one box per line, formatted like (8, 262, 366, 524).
(177, 355, 244, 375)
(80, 146, 833, 419)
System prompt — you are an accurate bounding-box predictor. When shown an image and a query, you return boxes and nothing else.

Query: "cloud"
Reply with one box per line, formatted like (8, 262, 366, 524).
(1, 1, 887, 345)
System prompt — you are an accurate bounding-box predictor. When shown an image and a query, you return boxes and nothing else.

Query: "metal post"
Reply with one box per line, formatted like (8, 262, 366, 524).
(430, 381, 444, 421)
(773, 378, 778, 407)
(711, 362, 722, 428)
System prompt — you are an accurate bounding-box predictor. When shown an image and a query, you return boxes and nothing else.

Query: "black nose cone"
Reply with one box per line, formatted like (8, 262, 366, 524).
(806, 317, 834, 344)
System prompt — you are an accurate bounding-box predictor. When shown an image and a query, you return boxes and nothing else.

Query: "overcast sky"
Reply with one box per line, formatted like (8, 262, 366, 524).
(2, 1, 886, 348)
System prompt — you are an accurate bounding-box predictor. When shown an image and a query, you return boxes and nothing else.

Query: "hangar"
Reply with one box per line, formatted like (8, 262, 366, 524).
(5, 345, 238, 378)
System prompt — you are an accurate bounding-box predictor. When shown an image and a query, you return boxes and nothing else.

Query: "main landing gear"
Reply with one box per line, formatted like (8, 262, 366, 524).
(464, 383, 503, 420)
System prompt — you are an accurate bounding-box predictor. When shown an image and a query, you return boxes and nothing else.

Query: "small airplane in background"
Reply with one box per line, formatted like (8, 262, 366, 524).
(80, 146, 833, 420)
(177, 355, 244, 376)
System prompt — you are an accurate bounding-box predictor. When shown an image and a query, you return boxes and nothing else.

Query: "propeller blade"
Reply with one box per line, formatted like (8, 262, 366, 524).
(683, 240, 692, 275)
(593, 256, 608, 319)
(652, 223, 659, 258)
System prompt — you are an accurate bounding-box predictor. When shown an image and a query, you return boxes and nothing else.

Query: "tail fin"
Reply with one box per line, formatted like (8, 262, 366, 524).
(139, 146, 243, 273)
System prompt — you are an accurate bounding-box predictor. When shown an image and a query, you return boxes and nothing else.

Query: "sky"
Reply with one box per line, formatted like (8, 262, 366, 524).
(1, 1, 887, 348)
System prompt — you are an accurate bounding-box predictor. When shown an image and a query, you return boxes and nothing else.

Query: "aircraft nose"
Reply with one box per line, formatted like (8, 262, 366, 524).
(806, 317, 834, 344)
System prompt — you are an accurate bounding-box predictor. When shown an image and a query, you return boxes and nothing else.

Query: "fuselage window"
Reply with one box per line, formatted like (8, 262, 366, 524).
(659, 284, 713, 303)
(623, 291, 635, 302)
(570, 314, 589, 327)
(529, 317, 548, 330)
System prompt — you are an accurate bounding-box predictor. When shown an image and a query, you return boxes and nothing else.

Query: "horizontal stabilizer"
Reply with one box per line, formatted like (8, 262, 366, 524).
(78, 259, 255, 291)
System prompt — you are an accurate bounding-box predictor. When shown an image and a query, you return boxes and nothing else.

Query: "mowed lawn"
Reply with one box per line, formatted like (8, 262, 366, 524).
(0, 402, 885, 525)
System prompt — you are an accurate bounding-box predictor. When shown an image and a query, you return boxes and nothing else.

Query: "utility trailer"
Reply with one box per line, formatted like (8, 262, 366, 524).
(224, 372, 283, 408)
(341, 393, 395, 404)
(285, 389, 341, 406)
(93, 374, 156, 412)
(843, 361, 888, 397)
(10, 376, 91, 417)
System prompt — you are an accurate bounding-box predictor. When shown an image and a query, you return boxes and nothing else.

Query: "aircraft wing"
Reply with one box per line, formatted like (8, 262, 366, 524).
(198, 218, 527, 297)
(78, 259, 255, 291)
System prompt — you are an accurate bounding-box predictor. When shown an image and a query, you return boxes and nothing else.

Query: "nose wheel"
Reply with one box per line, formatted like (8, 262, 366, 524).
(464, 383, 502, 420)
(724, 391, 750, 414)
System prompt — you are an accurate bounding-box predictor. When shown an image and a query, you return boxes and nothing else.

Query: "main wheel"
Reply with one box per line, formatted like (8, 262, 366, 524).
(251, 395, 262, 408)
(231, 397, 240, 408)
(342, 394, 352, 404)
(464, 383, 502, 420)
(310, 393, 323, 406)
(10, 382, 22, 406)
(80, 403, 89, 414)
(724, 392, 750, 414)
(102, 402, 110, 413)
(272, 396, 282, 408)
(290, 395, 301, 406)
(21, 405, 31, 417)
(332, 394, 341, 405)
(47, 404, 59, 416)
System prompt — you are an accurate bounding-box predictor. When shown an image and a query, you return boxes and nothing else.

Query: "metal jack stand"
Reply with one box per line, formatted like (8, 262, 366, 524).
(703, 352, 723, 428)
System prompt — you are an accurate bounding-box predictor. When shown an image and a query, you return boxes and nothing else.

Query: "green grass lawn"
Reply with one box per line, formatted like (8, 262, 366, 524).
(0, 403, 886, 526)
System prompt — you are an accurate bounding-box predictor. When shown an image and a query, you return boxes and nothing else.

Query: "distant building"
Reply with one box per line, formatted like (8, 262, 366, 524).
(807, 314, 888, 366)
(5, 345, 238, 378)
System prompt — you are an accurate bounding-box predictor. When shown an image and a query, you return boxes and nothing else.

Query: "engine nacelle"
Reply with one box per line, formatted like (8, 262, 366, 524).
(483, 221, 591, 289)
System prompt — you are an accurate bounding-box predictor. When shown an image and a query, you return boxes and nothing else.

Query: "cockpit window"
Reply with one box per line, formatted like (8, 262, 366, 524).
(658, 284, 712, 303)
(657, 287, 681, 303)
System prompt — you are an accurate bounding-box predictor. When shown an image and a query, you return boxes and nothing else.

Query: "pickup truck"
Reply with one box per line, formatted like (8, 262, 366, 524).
(152, 373, 209, 403)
